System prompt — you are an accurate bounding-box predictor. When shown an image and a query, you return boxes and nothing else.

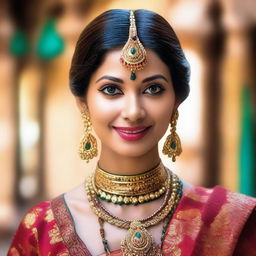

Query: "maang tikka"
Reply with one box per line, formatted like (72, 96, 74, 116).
(120, 10, 147, 81)
(162, 110, 182, 162)
(79, 110, 98, 163)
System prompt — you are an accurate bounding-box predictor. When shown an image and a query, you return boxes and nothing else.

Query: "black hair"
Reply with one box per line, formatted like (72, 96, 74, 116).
(69, 9, 190, 103)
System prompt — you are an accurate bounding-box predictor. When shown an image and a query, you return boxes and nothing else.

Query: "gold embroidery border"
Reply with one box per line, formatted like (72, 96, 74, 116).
(51, 195, 92, 256)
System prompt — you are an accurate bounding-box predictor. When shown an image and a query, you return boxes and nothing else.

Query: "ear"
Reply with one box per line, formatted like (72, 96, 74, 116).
(171, 100, 180, 117)
(174, 98, 181, 110)
(75, 97, 88, 113)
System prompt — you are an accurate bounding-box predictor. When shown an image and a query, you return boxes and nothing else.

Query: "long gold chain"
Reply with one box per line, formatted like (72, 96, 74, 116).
(85, 170, 183, 255)
(85, 171, 182, 229)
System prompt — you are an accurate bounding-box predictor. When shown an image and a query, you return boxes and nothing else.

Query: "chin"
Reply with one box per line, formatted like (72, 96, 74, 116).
(112, 143, 157, 158)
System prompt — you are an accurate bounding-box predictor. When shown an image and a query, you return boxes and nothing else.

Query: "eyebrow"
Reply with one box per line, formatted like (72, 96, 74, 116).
(142, 74, 168, 83)
(96, 76, 124, 83)
(95, 74, 168, 84)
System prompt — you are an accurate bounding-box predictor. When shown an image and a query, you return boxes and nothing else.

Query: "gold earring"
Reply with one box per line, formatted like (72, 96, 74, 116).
(162, 110, 182, 162)
(79, 110, 98, 163)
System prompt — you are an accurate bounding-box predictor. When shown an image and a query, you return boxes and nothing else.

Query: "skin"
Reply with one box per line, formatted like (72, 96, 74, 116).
(76, 49, 180, 175)
(68, 49, 192, 253)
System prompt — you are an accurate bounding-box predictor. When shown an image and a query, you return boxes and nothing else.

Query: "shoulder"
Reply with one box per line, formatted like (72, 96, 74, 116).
(184, 184, 256, 210)
(8, 198, 69, 256)
(9, 200, 53, 237)
(187, 186, 256, 238)
(168, 185, 256, 254)
(178, 184, 256, 237)
(21, 200, 53, 229)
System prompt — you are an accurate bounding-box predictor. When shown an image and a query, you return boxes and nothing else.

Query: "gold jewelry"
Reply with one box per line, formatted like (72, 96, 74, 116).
(79, 110, 98, 162)
(85, 171, 183, 255)
(120, 10, 147, 81)
(96, 171, 178, 255)
(95, 182, 167, 205)
(98, 218, 111, 255)
(162, 110, 182, 162)
(94, 167, 171, 206)
(86, 172, 181, 229)
(91, 171, 173, 224)
(121, 221, 161, 256)
(93, 162, 167, 205)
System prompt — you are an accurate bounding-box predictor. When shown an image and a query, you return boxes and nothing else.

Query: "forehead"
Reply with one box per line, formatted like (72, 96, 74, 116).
(89, 49, 172, 84)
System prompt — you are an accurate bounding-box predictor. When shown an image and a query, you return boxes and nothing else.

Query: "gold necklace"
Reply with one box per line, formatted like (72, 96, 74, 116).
(93, 170, 172, 223)
(94, 162, 168, 205)
(85, 171, 183, 255)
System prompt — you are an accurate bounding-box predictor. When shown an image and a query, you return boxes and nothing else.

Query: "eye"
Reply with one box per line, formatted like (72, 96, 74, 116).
(144, 84, 165, 95)
(99, 85, 123, 96)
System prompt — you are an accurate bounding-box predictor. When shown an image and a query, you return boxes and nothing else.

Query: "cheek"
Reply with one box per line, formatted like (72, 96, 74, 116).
(145, 95, 175, 135)
(154, 106, 172, 133)
(147, 94, 175, 120)
(87, 93, 120, 129)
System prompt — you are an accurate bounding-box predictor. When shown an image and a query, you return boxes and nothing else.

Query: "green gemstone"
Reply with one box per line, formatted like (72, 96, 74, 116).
(130, 72, 136, 80)
(135, 232, 141, 239)
(130, 47, 136, 54)
(85, 142, 91, 150)
(170, 141, 176, 149)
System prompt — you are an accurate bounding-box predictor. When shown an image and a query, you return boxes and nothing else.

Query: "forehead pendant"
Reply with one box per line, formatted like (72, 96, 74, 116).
(120, 10, 147, 81)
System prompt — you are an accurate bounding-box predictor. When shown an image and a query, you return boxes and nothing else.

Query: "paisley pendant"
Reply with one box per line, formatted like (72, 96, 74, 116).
(120, 37, 147, 71)
(162, 131, 182, 162)
(79, 133, 98, 163)
(121, 221, 161, 256)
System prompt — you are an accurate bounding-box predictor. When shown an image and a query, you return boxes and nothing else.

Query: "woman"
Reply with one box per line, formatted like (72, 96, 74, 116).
(8, 9, 256, 256)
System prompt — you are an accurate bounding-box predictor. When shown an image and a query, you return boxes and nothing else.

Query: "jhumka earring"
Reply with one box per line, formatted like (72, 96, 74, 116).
(79, 110, 98, 163)
(162, 110, 182, 162)
(120, 10, 147, 81)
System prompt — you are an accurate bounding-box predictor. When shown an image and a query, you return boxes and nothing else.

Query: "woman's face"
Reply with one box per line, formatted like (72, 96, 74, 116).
(77, 49, 177, 158)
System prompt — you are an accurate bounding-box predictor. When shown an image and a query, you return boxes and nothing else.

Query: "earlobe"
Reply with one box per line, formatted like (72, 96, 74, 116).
(75, 97, 88, 112)
(174, 99, 181, 110)
(171, 103, 180, 120)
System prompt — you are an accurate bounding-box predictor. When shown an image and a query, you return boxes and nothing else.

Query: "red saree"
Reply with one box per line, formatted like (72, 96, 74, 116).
(8, 185, 256, 256)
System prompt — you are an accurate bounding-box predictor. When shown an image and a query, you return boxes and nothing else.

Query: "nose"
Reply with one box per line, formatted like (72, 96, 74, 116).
(121, 94, 146, 122)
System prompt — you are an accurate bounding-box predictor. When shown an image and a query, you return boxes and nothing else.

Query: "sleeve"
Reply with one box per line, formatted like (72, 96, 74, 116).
(7, 201, 68, 256)
(233, 208, 256, 256)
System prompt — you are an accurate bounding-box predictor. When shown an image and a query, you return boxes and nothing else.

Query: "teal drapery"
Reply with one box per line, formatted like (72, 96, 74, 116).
(239, 86, 256, 196)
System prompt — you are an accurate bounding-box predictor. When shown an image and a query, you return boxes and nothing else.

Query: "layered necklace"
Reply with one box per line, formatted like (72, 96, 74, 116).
(85, 162, 183, 256)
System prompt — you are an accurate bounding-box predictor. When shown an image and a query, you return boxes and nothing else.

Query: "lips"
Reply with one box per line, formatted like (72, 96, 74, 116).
(113, 126, 151, 141)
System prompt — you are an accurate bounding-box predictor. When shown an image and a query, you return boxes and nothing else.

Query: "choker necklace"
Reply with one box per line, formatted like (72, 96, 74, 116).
(85, 170, 183, 255)
(94, 162, 167, 205)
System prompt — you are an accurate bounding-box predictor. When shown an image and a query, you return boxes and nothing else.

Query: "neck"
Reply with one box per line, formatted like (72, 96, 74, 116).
(98, 145, 161, 175)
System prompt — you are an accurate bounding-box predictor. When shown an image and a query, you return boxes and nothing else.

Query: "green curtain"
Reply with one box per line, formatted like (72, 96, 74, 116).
(239, 86, 256, 196)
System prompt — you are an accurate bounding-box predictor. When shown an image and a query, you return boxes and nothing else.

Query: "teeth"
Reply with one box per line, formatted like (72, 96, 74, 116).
(119, 128, 147, 134)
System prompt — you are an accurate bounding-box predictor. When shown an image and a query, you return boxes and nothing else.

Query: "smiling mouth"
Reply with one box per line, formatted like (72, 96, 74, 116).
(113, 126, 151, 133)
(117, 128, 148, 134)
(112, 126, 152, 141)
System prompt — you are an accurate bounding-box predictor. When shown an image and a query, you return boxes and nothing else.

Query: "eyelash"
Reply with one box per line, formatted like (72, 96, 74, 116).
(98, 84, 165, 96)
(143, 84, 165, 95)
(98, 85, 123, 96)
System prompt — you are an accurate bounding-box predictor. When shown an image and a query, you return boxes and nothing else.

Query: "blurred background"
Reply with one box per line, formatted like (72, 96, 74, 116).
(0, 0, 256, 253)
